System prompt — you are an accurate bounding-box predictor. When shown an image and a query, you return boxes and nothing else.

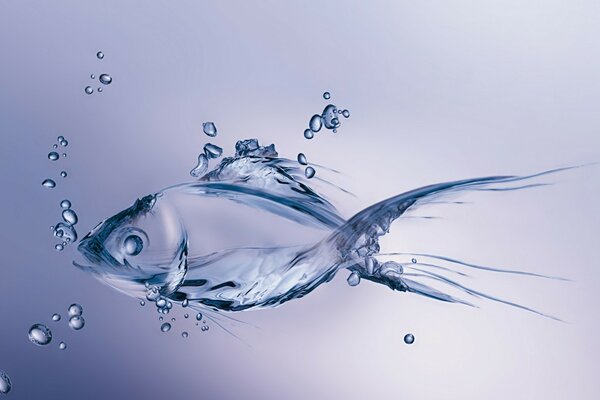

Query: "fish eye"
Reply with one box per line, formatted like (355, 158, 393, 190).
(123, 235, 144, 256)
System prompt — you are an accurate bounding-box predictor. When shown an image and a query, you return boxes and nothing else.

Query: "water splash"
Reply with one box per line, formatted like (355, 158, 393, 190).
(74, 139, 571, 321)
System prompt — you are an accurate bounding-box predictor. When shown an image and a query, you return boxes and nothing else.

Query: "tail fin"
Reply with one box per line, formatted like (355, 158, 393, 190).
(328, 167, 578, 319)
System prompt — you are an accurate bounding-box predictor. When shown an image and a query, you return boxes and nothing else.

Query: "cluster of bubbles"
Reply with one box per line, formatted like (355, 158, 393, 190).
(27, 303, 86, 353)
(190, 122, 223, 177)
(42, 136, 70, 189)
(84, 51, 112, 95)
(143, 285, 209, 338)
(298, 92, 350, 179)
(52, 199, 79, 252)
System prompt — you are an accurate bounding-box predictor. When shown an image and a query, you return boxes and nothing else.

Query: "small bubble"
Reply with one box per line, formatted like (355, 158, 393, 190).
(190, 153, 209, 177)
(90, 74, 95, 79)
(53, 144, 58, 149)
(297, 153, 308, 165)
(140, 300, 145, 306)
(404, 333, 415, 345)
(48, 152, 59, 161)
(342, 109, 350, 118)
(182, 299, 189, 308)
(96, 51, 104, 60)
(323, 91, 331, 99)
(59, 342, 67, 350)
(84, 86, 93, 95)
(160, 323, 172, 332)
(55, 244, 64, 251)
(57, 136, 64, 142)
(0, 370, 11, 394)
(68, 303, 83, 317)
(98, 74, 112, 85)
(68, 316, 85, 330)
(303, 129, 314, 140)
(201, 325, 209, 332)
(411, 258, 417, 264)
(97, 87, 103, 93)
(184, 314, 189, 319)
(42, 179, 56, 188)
(52, 313, 61, 322)
(62, 209, 78, 225)
(347, 272, 360, 286)
(159, 316, 163, 321)
(171, 318, 176, 322)
(28, 324, 52, 346)
(195, 313, 203, 321)
(181, 331, 189, 338)
(60, 171, 67, 178)
(309, 115, 323, 132)
(60, 139, 68, 147)
(156, 299, 167, 308)
(62, 153, 67, 157)
(202, 122, 217, 137)
(204, 143, 223, 159)
(305, 166, 315, 179)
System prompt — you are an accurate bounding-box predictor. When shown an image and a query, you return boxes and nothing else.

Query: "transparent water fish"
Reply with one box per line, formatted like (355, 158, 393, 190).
(75, 139, 571, 319)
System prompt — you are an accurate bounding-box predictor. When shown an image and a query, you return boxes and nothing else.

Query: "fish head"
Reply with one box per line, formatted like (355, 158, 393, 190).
(75, 193, 188, 299)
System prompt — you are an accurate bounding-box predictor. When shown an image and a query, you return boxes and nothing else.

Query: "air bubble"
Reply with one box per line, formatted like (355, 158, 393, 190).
(96, 51, 104, 59)
(160, 323, 172, 332)
(68, 316, 85, 330)
(99, 74, 112, 85)
(304, 129, 314, 140)
(42, 179, 56, 188)
(28, 324, 52, 346)
(404, 333, 415, 345)
(48, 152, 59, 161)
(85, 86, 93, 95)
(309, 115, 322, 132)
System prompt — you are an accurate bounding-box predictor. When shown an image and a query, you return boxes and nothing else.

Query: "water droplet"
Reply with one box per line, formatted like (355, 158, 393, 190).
(309, 114, 323, 132)
(303, 129, 314, 140)
(55, 244, 64, 251)
(305, 166, 315, 179)
(323, 91, 331, 99)
(190, 153, 209, 177)
(195, 313, 203, 321)
(184, 314, 189, 319)
(96, 51, 104, 59)
(404, 333, 415, 344)
(123, 235, 143, 256)
(84, 86, 93, 95)
(342, 109, 350, 118)
(411, 258, 417, 264)
(53, 144, 58, 149)
(201, 325, 209, 332)
(98, 74, 112, 85)
(171, 317, 176, 322)
(321, 104, 339, 129)
(60, 139, 68, 147)
(68, 316, 85, 330)
(204, 143, 223, 159)
(202, 122, 217, 137)
(140, 300, 145, 306)
(156, 299, 167, 308)
(42, 179, 56, 188)
(60, 171, 67, 178)
(146, 287, 160, 302)
(62, 153, 67, 157)
(48, 151, 59, 161)
(90, 74, 95, 79)
(159, 316, 163, 321)
(297, 153, 307, 165)
(97, 87, 103, 93)
(181, 331, 189, 338)
(68, 303, 83, 317)
(347, 272, 360, 286)
(182, 299, 189, 308)
(0, 370, 12, 394)
(57, 136, 64, 142)
(52, 313, 61, 322)
(53, 223, 77, 243)
(28, 324, 52, 346)
(59, 342, 67, 350)
(62, 209, 78, 225)
(160, 323, 171, 332)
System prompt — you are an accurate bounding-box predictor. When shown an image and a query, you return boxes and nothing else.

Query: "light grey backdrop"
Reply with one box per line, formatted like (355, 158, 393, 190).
(0, 1, 599, 399)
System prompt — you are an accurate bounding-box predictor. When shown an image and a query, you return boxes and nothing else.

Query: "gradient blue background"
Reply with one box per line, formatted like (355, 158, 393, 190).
(1, 1, 599, 399)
